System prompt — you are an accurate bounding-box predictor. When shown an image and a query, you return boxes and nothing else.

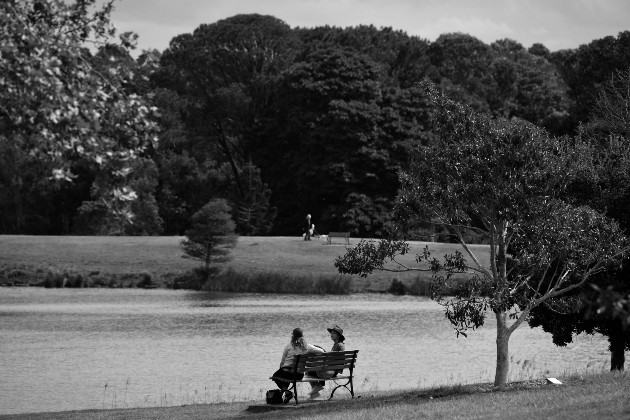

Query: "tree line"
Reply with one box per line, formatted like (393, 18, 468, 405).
(2, 1, 629, 238)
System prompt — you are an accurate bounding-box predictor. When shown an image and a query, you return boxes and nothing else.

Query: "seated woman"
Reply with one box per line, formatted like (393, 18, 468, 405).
(308, 325, 346, 399)
(271, 327, 324, 403)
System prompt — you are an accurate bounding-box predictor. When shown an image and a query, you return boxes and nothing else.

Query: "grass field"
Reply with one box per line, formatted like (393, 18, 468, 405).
(0, 235, 490, 292)
(4, 371, 628, 420)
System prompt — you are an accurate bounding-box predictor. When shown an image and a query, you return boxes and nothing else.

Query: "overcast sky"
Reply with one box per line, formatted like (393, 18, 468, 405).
(104, 0, 630, 56)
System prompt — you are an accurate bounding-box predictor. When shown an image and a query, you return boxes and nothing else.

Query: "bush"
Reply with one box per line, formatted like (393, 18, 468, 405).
(192, 268, 352, 294)
(136, 272, 154, 288)
(388, 279, 408, 295)
(407, 278, 430, 296)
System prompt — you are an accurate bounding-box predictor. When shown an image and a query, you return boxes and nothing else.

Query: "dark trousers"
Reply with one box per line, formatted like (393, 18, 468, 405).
(272, 367, 304, 390)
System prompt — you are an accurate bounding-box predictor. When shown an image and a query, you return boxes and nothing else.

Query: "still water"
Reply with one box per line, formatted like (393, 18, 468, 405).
(0, 288, 621, 415)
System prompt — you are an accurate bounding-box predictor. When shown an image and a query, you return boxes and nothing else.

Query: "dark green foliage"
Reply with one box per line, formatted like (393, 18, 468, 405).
(388, 279, 407, 295)
(201, 268, 352, 294)
(228, 161, 276, 236)
(125, 159, 164, 235)
(3, 11, 629, 238)
(154, 14, 294, 234)
(550, 31, 630, 134)
(264, 45, 430, 235)
(180, 199, 237, 286)
(155, 152, 230, 235)
(136, 272, 154, 288)
(73, 158, 164, 235)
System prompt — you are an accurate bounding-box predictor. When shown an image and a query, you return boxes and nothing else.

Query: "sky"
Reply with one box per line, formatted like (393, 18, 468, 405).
(103, 0, 630, 56)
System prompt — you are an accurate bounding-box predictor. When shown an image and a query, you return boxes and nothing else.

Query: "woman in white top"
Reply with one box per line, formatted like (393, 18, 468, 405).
(271, 327, 324, 402)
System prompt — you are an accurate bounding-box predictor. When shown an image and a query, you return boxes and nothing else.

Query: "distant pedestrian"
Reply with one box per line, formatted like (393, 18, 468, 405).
(304, 214, 312, 241)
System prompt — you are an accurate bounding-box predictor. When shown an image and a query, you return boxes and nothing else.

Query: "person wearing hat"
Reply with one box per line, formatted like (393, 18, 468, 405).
(271, 328, 324, 403)
(308, 325, 346, 399)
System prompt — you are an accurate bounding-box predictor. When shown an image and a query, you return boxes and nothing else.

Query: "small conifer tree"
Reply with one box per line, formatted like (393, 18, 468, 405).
(181, 199, 237, 287)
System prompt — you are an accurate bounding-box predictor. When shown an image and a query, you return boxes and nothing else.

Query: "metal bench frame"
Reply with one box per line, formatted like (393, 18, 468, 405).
(271, 350, 359, 405)
(327, 232, 350, 245)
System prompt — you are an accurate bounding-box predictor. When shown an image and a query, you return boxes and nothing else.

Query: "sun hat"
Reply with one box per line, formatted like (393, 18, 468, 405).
(292, 328, 303, 338)
(327, 325, 345, 342)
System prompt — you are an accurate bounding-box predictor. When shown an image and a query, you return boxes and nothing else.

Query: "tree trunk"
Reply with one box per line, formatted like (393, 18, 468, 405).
(494, 311, 512, 386)
(609, 320, 626, 371)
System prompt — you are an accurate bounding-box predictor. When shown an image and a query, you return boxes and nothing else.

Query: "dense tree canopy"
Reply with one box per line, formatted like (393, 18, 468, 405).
(2, 9, 629, 237)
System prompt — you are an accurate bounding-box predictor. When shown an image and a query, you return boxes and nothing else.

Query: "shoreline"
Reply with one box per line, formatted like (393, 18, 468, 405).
(2, 373, 628, 420)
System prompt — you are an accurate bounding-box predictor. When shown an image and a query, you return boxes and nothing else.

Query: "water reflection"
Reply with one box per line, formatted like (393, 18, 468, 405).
(0, 288, 621, 415)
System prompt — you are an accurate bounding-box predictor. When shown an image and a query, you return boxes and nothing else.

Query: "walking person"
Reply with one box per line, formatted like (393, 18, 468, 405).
(304, 214, 312, 241)
(308, 325, 347, 399)
(271, 328, 324, 403)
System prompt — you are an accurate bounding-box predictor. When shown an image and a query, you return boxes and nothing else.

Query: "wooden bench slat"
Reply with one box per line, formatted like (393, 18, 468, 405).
(295, 351, 357, 373)
(297, 356, 355, 365)
(297, 356, 355, 363)
(297, 358, 355, 366)
(297, 365, 353, 372)
(297, 361, 354, 368)
(297, 366, 352, 373)
(297, 351, 356, 359)
(271, 374, 353, 383)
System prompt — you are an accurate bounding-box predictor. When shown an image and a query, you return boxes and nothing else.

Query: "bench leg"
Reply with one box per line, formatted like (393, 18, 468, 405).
(328, 377, 354, 400)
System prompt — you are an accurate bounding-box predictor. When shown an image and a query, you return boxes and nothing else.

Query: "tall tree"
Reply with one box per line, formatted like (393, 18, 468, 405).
(295, 25, 432, 88)
(428, 33, 497, 113)
(154, 14, 295, 234)
(0, 0, 159, 233)
(261, 44, 431, 235)
(490, 39, 570, 134)
(335, 81, 628, 386)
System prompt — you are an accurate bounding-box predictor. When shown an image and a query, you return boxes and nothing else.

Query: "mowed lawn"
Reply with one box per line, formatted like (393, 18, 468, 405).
(0, 235, 490, 292)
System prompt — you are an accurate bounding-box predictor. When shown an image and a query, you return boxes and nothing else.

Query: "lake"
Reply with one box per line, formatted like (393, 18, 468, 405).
(0, 288, 621, 415)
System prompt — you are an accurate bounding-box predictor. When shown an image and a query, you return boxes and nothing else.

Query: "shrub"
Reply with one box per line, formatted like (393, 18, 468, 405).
(388, 279, 408, 295)
(136, 272, 154, 288)
(195, 268, 352, 294)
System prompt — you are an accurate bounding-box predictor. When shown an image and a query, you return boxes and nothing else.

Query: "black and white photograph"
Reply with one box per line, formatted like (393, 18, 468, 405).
(1, 0, 629, 418)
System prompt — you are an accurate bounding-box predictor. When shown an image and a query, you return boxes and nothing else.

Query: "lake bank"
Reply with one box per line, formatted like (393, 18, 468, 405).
(0, 235, 489, 293)
(3, 372, 628, 420)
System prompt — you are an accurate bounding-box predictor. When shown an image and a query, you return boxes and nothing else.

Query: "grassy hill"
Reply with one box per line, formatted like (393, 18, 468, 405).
(0, 235, 490, 292)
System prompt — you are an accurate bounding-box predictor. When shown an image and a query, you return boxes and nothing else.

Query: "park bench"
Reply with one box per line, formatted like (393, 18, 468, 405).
(327, 232, 350, 245)
(270, 350, 359, 405)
